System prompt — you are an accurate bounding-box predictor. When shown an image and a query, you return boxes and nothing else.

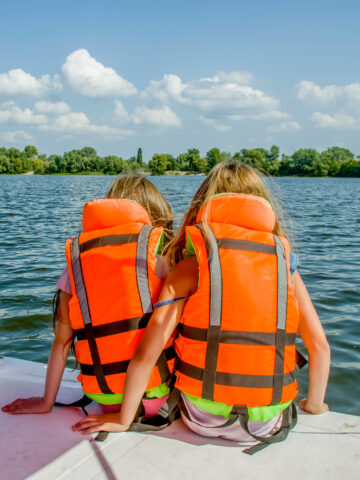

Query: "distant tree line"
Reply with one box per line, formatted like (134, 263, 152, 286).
(1, 144, 359, 177)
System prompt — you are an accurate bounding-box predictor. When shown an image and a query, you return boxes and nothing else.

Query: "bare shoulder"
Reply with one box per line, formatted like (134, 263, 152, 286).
(164, 256, 199, 296)
(170, 256, 199, 277)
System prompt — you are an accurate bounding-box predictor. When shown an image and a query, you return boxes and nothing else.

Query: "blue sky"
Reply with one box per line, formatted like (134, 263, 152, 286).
(1, 0, 359, 160)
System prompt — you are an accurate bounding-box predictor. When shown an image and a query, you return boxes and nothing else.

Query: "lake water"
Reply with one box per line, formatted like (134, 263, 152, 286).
(0, 175, 359, 415)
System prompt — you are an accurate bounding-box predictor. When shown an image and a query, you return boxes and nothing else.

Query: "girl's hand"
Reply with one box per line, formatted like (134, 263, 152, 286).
(2, 397, 52, 415)
(72, 413, 130, 435)
(298, 398, 329, 415)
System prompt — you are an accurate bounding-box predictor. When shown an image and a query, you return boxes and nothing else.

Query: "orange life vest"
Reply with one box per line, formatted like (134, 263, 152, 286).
(65, 198, 175, 395)
(174, 194, 299, 407)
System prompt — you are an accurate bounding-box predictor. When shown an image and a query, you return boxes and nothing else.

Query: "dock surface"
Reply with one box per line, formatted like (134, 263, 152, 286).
(1, 356, 359, 480)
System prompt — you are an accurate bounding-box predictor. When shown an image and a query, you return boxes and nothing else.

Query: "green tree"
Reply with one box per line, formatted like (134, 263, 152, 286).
(0, 155, 10, 173)
(320, 147, 355, 176)
(103, 155, 125, 174)
(338, 158, 360, 177)
(149, 153, 168, 175)
(7, 148, 26, 173)
(80, 146, 97, 158)
(164, 154, 177, 171)
(279, 154, 295, 175)
(291, 149, 319, 176)
(186, 148, 201, 171)
(136, 148, 143, 167)
(220, 151, 233, 163)
(24, 145, 38, 159)
(176, 152, 189, 171)
(193, 157, 208, 173)
(32, 158, 45, 174)
(206, 148, 221, 171)
(265, 145, 280, 175)
(234, 149, 265, 170)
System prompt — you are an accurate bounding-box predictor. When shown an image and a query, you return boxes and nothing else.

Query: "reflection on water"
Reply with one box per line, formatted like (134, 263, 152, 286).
(0, 175, 359, 415)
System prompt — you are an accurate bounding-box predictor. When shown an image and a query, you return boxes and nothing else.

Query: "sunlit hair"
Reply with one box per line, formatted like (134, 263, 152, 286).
(106, 173, 174, 248)
(164, 160, 289, 266)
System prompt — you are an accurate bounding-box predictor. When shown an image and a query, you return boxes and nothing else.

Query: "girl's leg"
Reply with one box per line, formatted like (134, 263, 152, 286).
(180, 394, 281, 444)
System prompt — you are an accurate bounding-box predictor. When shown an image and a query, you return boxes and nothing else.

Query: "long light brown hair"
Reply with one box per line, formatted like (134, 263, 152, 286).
(106, 174, 174, 247)
(164, 160, 289, 266)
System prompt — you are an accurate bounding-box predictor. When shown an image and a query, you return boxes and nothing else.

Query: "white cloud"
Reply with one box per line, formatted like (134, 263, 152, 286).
(62, 49, 137, 98)
(0, 69, 62, 97)
(0, 130, 35, 143)
(34, 101, 71, 115)
(266, 121, 302, 133)
(142, 71, 287, 131)
(142, 71, 280, 116)
(132, 105, 181, 128)
(114, 101, 181, 128)
(199, 116, 231, 131)
(296, 80, 360, 105)
(0, 102, 47, 125)
(114, 100, 130, 123)
(248, 111, 289, 121)
(311, 112, 359, 129)
(39, 111, 135, 138)
(141, 74, 184, 103)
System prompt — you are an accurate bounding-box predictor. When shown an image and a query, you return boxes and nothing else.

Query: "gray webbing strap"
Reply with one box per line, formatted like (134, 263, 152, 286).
(136, 225, 154, 314)
(71, 237, 113, 394)
(178, 324, 297, 346)
(198, 224, 223, 400)
(156, 350, 171, 384)
(237, 402, 297, 455)
(271, 236, 289, 404)
(217, 238, 276, 255)
(129, 389, 181, 432)
(79, 233, 139, 253)
(179, 360, 295, 388)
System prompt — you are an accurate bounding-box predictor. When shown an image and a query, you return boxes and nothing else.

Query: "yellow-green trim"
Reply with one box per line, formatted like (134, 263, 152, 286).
(154, 228, 164, 255)
(84, 383, 170, 405)
(184, 227, 200, 286)
(184, 393, 291, 422)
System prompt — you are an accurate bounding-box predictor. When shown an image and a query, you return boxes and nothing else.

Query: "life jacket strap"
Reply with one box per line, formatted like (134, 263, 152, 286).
(197, 223, 223, 401)
(128, 388, 181, 433)
(136, 224, 154, 315)
(79, 346, 176, 377)
(55, 394, 110, 442)
(79, 233, 139, 254)
(54, 394, 93, 416)
(271, 236, 289, 404)
(217, 237, 277, 255)
(178, 359, 296, 389)
(234, 402, 298, 455)
(178, 324, 297, 346)
(156, 350, 172, 384)
(296, 349, 308, 369)
(179, 398, 297, 455)
(74, 313, 152, 340)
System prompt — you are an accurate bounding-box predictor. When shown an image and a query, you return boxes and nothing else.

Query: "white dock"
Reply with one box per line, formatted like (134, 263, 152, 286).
(1, 356, 359, 480)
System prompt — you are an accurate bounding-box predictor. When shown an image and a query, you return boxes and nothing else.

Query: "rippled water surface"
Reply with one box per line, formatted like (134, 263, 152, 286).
(0, 175, 359, 415)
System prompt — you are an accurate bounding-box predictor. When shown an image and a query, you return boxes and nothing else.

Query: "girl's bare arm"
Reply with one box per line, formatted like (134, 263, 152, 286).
(293, 271, 331, 414)
(2, 291, 73, 414)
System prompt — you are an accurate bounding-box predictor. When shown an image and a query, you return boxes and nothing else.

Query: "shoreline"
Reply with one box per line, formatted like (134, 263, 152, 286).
(2, 172, 359, 178)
